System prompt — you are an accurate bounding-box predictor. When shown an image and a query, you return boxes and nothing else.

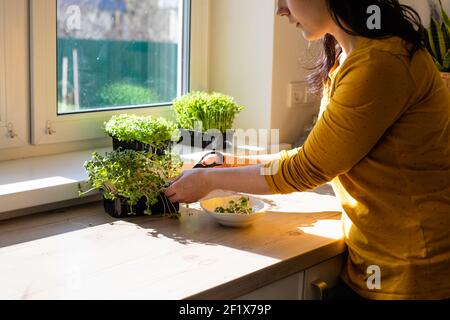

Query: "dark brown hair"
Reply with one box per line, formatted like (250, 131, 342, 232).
(307, 0, 425, 94)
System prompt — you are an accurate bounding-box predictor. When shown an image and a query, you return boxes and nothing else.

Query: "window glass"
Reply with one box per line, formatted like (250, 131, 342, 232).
(57, 0, 181, 114)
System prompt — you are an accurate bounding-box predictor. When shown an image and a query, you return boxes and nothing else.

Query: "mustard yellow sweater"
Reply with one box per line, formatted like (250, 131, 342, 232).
(265, 37, 450, 300)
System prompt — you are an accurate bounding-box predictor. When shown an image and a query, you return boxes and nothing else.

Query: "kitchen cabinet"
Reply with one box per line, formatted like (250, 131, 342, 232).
(237, 272, 305, 300)
(303, 255, 344, 300)
(237, 255, 344, 300)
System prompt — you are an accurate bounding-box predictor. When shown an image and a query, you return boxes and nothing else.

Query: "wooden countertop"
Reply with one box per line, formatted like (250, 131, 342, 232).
(0, 186, 345, 300)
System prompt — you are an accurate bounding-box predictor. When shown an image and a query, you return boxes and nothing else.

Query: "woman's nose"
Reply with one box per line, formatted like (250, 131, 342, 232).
(277, 6, 291, 17)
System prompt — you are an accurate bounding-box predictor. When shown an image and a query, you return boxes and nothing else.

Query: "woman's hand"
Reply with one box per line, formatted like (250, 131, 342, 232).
(201, 153, 224, 166)
(165, 169, 212, 204)
(165, 165, 273, 204)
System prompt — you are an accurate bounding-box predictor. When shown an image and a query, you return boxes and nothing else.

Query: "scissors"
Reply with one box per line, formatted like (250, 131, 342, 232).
(193, 151, 226, 169)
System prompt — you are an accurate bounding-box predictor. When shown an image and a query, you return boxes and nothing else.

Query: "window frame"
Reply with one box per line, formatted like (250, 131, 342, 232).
(0, 0, 6, 128)
(30, 0, 193, 145)
(0, 0, 29, 150)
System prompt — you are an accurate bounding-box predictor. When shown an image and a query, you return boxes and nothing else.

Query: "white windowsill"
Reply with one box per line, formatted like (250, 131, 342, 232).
(0, 148, 110, 216)
(0, 143, 291, 220)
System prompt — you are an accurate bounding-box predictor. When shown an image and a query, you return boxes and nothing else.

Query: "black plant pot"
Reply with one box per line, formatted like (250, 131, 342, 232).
(112, 137, 172, 156)
(178, 129, 234, 150)
(102, 193, 180, 219)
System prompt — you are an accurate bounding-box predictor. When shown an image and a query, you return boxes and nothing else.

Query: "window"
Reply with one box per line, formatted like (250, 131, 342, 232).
(57, 0, 182, 114)
(0, 0, 211, 152)
(31, 0, 191, 145)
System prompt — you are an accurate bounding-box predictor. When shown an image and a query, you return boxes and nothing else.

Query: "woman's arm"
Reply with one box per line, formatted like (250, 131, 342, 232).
(166, 149, 303, 203)
(165, 165, 272, 204)
(167, 52, 414, 203)
(227, 154, 284, 166)
(202, 150, 300, 167)
(265, 52, 415, 194)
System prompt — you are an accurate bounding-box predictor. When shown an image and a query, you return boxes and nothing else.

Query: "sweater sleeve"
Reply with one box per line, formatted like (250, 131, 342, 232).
(264, 52, 414, 194)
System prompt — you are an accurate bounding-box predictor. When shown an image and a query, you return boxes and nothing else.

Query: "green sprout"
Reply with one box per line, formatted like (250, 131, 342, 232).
(172, 92, 245, 133)
(80, 150, 182, 218)
(214, 197, 253, 215)
(104, 114, 178, 149)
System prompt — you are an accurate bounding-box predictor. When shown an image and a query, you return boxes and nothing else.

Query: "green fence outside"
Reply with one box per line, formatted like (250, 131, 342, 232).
(57, 38, 178, 111)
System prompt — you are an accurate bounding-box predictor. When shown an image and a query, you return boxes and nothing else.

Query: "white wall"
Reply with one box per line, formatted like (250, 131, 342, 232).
(401, 0, 432, 26)
(208, 0, 449, 146)
(401, 0, 450, 27)
(270, 15, 321, 145)
(209, 0, 275, 132)
(208, 0, 319, 145)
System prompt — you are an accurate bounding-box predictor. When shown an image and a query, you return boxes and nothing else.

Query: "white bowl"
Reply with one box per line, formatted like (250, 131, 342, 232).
(200, 195, 268, 228)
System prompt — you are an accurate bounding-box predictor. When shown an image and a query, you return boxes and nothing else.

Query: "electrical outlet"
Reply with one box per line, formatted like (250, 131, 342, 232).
(288, 81, 315, 108)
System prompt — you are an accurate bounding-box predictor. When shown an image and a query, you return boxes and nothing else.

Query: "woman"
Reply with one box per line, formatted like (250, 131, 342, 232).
(166, 0, 450, 300)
